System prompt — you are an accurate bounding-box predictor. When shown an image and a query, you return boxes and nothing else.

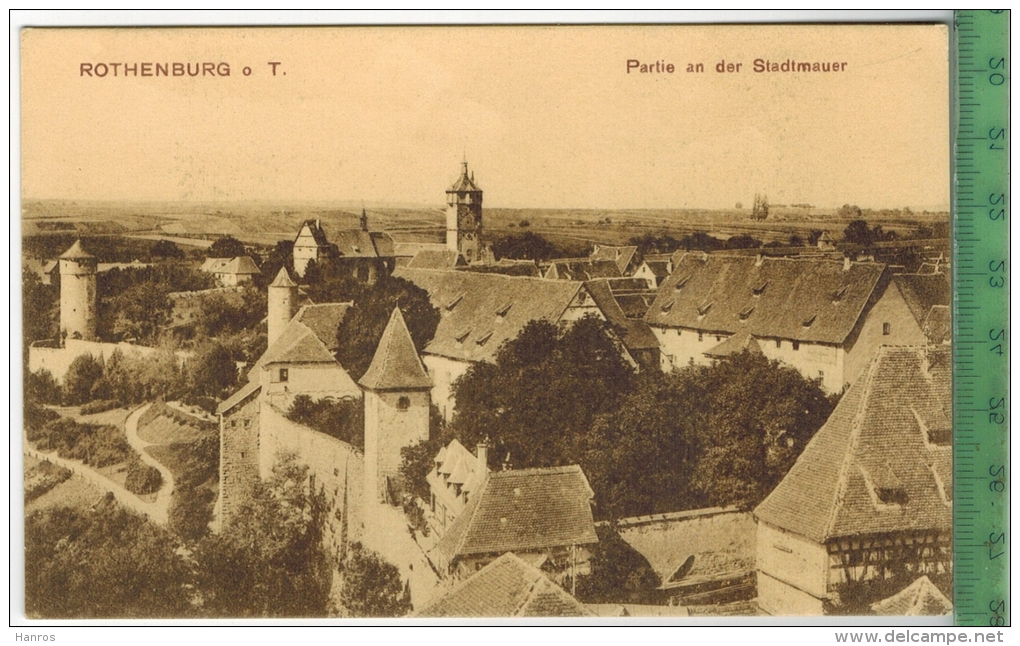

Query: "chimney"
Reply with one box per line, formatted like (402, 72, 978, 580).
(754, 253, 764, 267)
(476, 440, 488, 473)
(843, 255, 852, 271)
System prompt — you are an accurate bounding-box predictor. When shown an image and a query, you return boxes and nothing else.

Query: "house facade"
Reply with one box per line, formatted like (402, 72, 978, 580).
(753, 346, 952, 615)
(293, 219, 335, 277)
(645, 253, 931, 393)
(427, 439, 488, 537)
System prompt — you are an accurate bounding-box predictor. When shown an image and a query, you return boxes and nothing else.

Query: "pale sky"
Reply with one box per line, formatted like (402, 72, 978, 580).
(21, 25, 950, 210)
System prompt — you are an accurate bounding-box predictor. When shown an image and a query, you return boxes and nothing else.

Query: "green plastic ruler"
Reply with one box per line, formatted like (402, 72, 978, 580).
(953, 9, 1010, 627)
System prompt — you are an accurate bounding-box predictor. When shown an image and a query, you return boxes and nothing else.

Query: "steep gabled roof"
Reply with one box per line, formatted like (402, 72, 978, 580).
(407, 248, 465, 270)
(200, 257, 230, 272)
(545, 259, 622, 281)
(893, 273, 951, 328)
(645, 254, 887, 344)
(428, 439, 487, 501)
(222, 256, 261, 275)
(333, 230, 379, 258)
(358, 308, 433, 391)
(754, 346, 952, 543)
(435, 465, 598, 563)
(591, 245, 639, 274)
(414, 552, 591, 618)
(393, 242, 449, 259)
(584, 279, 659, 351)
(294, 220, 330, 247)
(642, 260, 672, 279)
(293, 303, 350, 351)
(393, 267, 583, 363)
(59, 240, 94, 260)
(259, 317, 339, 366)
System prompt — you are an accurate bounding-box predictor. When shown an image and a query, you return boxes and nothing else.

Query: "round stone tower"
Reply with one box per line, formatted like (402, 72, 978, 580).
(268, 267, 298, 347)
(59, 240, 97, 343)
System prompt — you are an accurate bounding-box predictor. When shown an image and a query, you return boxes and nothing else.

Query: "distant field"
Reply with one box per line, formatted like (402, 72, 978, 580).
(23, 198, 948, 251)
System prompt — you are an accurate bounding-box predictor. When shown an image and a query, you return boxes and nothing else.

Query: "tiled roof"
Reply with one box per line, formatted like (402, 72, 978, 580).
(59, 240, 94, 259)
(393, 242, 449, 258)
(545, 259, 622, 281)
(893, 273, 951, 328)
(703, 331, 763, 358)
(392, 267, 582, 363)
(259, 317, 339, 366)
(333, 230, 380, 258)
(642, 260, 671, 279)
(358, 308, 433, 391)
(616, 294, 654, 319)
(870, 576, 952, 616)
(295, 220, 330, 247)
(223, 256, 261, 275)
(463, 260, 542, 277)
(293, 303, 350, 351)
(435, 465, 597, 563)
(217, 381, 261, 415)
(407, 249, 464, 270)
(645, 254, 887, 344)
(584, 279, 659, 351)
(605, 277, 653, 293)
(754, 346, 952, 543)
(270, 267, 297, 287)
(369, 231, 395, 257)
(613, 507, 755, 587)
(200, 257, 229, 272)
(922, 306, 951, 345)
(414, 552, 591, 618)
(428, 439, 487, 503)
(591, 245, 638, 274)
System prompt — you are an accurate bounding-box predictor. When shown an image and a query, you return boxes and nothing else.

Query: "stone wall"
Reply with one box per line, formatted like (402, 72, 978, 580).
(260, 403, 365, 563)
(217, 392, 262, 529)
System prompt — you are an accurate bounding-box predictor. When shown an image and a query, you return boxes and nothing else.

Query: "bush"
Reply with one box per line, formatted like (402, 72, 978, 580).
(79, 399, 119, 415)
(125, 457, 163, 495)
(25, 461, 72, 503)
(287, 395, 365, 450)
(28, 417, 131, 469)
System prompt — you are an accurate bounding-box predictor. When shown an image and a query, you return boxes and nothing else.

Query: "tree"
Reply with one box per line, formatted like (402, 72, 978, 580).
(451, 316, 636, 471)
(286, 394, 365, 450)
(490, 231, 563, 261)
(110, 280, 173, 343)
(838, 204, 864, 220)
(208, 236, 246, 259)
(63, 353, 106, 405)
(25, 495, 192, 618)
(843, 218, 874, 246)
(194, 451, 332, 617)
(22, 268, 58, 345)
(187, 341, 239, 399)
(256, 240, 295, 288)
(328, 274, 440, 381)
(685, 350, 834, 509)
(340, 543, 412, 617)
(151, 239, 184, 260)
(574, 523, 660, 604)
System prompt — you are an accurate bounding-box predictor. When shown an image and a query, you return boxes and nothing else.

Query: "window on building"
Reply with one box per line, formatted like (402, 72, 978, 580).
(775, 339, 782, 349)
(397, 396, 411, 411)
(698, 332, 703, 342)
(793, 341, 800, 351)
(883, 322, 891, 335)
(279, 368, 289, 382)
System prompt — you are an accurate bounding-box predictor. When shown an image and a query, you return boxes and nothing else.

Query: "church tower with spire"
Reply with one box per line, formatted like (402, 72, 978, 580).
(446, 159, 483, 263)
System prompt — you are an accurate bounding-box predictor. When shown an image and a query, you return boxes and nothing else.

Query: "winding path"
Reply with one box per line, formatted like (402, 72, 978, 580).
(24, 403, 174, 525)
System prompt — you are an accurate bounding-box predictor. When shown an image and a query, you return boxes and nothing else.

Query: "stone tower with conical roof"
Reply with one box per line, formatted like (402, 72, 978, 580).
(446, 160, 483, 263)
(267, 267, 298, 347)
(59, 240, 97, 342)
(359, 307, 433, 505)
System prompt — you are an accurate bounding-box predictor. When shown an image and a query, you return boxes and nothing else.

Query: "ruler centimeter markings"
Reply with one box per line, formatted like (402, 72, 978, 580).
(953, 10, 1009, 627)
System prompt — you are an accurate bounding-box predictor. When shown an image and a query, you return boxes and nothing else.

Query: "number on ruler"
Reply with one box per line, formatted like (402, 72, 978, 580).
(989, 464, 1005, 493)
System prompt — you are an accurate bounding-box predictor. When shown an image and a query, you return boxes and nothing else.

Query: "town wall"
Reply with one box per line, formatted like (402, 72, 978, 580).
(28, 339, 179, 383)
(259, 403, 365, 562)
(755, 521, 830, 615)
(364, 389, 430, 506)
(218, 392, 262, 529)
(260, 363, 362, 410)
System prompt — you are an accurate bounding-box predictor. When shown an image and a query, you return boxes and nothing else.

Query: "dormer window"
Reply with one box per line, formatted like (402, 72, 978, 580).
(455, 329, 471, 343)
(832, 286, 848, 303)
(674, 276, 690, 292)
(752, 280, 769, 296)
(739, 305, 755, 321)
(496, 301, 514, 317)
(877, 487, 909, 505)
(660, 299, 675, 313)
(446, 293, 465, 310)
(476, 330, 493, 345)
(697, 302, 713, 317)
(802, 315, 817, 328)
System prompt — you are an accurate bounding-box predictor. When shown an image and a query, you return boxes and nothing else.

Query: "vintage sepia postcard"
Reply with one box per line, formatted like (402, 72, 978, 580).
(18, 20, 952, 622)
